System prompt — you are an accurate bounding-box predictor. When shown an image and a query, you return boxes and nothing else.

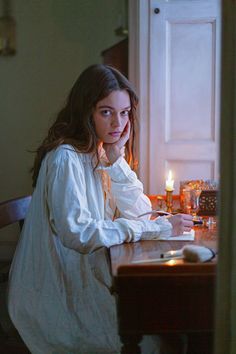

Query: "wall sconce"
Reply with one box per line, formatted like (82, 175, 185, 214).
(114, 0, 128, 37)
(0, 0, 16, 56)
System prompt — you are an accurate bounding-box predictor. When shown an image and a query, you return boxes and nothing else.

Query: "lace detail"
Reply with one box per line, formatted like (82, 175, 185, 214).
(155, 217, 173, 238)
(96, 146, 125, 220)
(98, 170, 117, 220)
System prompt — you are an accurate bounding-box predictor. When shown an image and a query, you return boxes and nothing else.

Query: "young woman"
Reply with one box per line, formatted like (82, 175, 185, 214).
(8, 64, 193, 354)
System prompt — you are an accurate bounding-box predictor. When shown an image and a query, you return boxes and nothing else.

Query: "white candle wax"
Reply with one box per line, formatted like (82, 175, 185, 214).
(165, 170, 174, 191)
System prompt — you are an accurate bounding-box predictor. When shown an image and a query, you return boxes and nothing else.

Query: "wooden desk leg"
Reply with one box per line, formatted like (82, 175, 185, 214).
(120, 334, 142, 354)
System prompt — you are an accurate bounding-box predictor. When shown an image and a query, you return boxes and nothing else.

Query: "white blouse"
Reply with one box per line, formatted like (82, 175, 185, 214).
(8, 145, 172, 354)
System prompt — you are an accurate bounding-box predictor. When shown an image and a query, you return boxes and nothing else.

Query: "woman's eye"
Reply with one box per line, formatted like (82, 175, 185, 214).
(121, 110, 130, 117)
(101, 110, 112, 117)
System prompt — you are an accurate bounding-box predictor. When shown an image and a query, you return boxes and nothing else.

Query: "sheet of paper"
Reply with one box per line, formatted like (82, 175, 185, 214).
(167, 228, 195, 241)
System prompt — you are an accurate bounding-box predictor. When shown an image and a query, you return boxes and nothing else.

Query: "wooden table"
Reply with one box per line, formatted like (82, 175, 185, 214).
(110, 226, 217, 354)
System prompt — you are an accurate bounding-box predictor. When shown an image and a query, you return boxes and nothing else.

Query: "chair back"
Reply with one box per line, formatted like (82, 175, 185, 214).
(0, 196, 31, 230)
(0, 196, 32, 351)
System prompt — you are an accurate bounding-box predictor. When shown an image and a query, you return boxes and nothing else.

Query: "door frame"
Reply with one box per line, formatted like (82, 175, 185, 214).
(129, 0, 150, 192)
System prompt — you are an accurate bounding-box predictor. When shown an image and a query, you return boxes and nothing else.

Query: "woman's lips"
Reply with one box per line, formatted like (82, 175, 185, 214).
(108, 132, 121, 137)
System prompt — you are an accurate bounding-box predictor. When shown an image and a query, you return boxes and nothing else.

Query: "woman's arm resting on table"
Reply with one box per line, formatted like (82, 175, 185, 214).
(46, 149, 173, 254)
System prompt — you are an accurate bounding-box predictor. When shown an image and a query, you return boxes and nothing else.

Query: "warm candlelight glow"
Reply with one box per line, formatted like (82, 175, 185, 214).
(165, 170, 174, 191)
(167, 259, 177, 266)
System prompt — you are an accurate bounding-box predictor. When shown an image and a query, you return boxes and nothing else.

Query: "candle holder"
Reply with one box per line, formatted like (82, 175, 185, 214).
(165, 189, 174, 213)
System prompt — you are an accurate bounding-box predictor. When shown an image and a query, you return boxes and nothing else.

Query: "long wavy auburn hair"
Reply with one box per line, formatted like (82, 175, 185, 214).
(31, 64, 139, 187)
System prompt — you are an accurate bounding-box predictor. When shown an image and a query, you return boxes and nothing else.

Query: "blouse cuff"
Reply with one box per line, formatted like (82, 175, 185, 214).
(155, 217, 173, 239)
(141, 217, 173, 240)
(97, 157, 134, 183)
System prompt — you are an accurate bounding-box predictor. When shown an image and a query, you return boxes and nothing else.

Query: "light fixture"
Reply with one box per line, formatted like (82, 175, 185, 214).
(0, 0, 16, 56)
(114, 0, 128, 37)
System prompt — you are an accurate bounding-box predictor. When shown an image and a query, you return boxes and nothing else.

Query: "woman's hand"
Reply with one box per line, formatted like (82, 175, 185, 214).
(167, 213, 194, 236)
(103, 121, 130, 164)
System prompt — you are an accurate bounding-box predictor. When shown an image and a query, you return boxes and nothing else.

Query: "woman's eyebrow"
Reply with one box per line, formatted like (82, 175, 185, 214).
(97, 105, 114, 109)
(97, 105, 131, 110)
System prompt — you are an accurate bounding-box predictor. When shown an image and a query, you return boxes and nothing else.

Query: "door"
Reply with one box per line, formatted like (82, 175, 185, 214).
(129, 0, 221, 194)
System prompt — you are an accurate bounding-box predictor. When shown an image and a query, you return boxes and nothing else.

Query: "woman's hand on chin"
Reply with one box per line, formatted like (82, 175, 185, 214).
(103, 121, 130, 164)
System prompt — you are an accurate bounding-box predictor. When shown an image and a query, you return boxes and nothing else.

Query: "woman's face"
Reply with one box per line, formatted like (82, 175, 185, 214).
(93, 90, 131, 144)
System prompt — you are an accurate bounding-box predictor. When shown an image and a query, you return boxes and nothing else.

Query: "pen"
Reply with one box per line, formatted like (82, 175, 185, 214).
(193, 219, 203, 225)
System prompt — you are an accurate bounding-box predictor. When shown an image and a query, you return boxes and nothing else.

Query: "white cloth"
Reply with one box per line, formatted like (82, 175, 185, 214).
(7, 145, 172, 354)
(182, 245, 216, 262)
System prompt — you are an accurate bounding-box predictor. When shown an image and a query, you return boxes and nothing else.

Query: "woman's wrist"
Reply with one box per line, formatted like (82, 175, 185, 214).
(104, 146, 122, 165)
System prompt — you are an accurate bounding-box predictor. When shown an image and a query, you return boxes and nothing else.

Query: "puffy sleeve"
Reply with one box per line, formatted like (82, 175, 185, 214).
(46, 149, 172, 254)
(98, 156, 152, 220)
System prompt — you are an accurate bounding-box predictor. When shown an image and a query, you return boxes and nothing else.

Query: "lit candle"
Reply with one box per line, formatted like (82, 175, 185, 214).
(165, 170, 174, 191)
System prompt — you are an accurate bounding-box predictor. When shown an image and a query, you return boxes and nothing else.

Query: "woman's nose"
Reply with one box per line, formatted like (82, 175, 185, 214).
(111, 113, 121, 127)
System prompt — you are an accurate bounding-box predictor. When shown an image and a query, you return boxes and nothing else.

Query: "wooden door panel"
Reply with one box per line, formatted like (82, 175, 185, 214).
(132, 0, 220, 194)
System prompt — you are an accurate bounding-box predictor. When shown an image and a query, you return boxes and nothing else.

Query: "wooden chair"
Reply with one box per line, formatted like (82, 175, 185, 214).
(0, 195, 31, 353)
(0, 195, 32, 230)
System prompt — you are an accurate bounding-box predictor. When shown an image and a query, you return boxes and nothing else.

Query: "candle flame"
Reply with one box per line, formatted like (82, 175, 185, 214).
(167, 170, 173, 181)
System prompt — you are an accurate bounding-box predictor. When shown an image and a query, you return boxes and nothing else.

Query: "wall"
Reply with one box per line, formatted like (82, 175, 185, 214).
(0, 0, 126, 259)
